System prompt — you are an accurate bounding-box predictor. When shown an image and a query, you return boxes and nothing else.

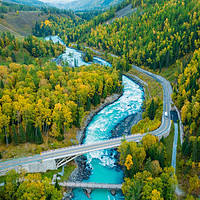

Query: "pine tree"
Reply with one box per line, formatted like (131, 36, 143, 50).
(86, 96, 91, 111)
(93, 92, 98, 106)
(55, 179, 60, 190)
(27, 122, 34, 142)
(182, 132, 192, 157)
(103, 86, 107, 98)
(197, 139, 200, 162)
(144, 157, 152, 172)
(192, 138, 197, 162)
(8, 133, 12, 144)
(148, 99, 156, 120)
(36, 126, 43, 144)
(11, 52, 16, 62)
(0, 79, 4, 89)
(12, 124, 18, 146)
(19, 124, 26, 144)
(97, 94, 101, 104)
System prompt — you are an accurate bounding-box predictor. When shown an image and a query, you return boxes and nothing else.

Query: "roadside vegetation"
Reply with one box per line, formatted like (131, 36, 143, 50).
(128, 68, 163, 134)
(171, 49, 200, 197)
(118, 134, 177, 199)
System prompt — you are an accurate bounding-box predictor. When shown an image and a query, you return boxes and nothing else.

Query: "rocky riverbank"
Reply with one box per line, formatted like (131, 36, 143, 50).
(111, 109, 143, 138)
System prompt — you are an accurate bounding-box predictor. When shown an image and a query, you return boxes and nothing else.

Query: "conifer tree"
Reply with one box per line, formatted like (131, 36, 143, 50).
(11, 52, 16, 62)
(197, 140, 200, 162)
(192, 138, 197, 162)
(97, 94, 101, 104)
(0, 79, 4, 89)
(27, 122, 34, 142)
(55, 179, 60, 190)
(93, 92, 98, 106)
(103, 86, 107, 99)
(144, 158, 152, 172)
(148, 99, 156, 120)
(12, 124, 18, 146)
(36, 126, 43, 144)
(19, 124, 26, 144)
(86, 96, 91, 111)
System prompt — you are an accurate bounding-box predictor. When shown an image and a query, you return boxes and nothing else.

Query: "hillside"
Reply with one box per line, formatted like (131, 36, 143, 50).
(2, 0, 47, 7)
(105, 4, 137, 24)
(0, 11, 49, 39)
(43, 0, 124, 11)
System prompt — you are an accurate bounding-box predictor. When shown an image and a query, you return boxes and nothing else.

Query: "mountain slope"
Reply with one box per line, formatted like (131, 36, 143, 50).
(2, 0, 47, 7)
(45, 0, 124, 11)
(0, 11, 49, 39)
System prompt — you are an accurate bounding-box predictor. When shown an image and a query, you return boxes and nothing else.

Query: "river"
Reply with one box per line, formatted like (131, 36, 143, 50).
(45, 36, 111, 67)
(45, 36, 144, 199)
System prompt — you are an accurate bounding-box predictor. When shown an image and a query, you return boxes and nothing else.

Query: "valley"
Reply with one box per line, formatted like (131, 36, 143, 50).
(0, 0, 199, 199)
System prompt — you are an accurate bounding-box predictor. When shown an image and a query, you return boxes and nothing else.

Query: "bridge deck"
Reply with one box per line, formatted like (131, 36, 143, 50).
(60, 182, 122, 190)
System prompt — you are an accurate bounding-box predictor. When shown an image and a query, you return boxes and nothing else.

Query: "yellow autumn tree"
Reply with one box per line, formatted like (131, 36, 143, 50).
(151, 189, 163, 200)
(125, 154, 133, 170)
(142, 134, 158, 150)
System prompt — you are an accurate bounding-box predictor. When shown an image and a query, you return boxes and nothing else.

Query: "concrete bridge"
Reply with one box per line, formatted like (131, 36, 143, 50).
(60, 182, 122, 196)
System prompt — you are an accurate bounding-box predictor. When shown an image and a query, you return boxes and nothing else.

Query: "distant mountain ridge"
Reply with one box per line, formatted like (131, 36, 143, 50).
(45, 0, 124, 11)
(2, 0, 47, 7)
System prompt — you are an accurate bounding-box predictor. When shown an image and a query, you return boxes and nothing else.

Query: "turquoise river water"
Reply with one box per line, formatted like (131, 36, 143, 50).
(72, 76, 144, 200)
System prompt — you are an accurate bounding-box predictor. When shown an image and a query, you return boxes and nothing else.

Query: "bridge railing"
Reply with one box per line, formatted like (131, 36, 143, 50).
(41, 133, 143, 155)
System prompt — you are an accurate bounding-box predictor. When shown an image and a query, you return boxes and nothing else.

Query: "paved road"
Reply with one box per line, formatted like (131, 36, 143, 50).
(0, 64, 173, 172)
(171, 123, 178, 172)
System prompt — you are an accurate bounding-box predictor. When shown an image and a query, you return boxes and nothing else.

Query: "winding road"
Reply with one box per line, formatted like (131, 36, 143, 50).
(0, 63, 174, 173)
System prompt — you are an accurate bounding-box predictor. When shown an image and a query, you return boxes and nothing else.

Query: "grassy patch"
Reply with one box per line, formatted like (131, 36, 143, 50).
(37, 37, 46, 42)
(163, 121, 174, 166)
(128, 68, 163, 100)
(41, 161, 76, 181)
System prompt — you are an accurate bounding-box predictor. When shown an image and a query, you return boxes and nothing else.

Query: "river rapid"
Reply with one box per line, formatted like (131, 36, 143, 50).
(45, 36, 144, 199)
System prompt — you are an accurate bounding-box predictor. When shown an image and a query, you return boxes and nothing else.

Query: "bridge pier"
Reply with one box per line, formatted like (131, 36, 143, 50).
(111, 189, 116, 196)
(83, 188, 92, 198)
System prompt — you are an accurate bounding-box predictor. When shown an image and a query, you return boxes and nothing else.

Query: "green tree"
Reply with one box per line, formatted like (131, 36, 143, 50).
(19, 124, 26, 144)
(86, 96, 91, 111)
(11, 52, 16, 62)
(36, 126, 43, 144)
(148, 99, 156, 120)
(12, 124, 18, 146)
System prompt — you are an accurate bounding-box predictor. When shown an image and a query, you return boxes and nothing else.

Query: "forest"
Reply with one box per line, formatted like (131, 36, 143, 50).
(0, 62, 121, 147)
(0, 0, 200, 198)
(0, 32, 65, 64)
(52, 0, 199, 71)
(118, 134, 177, 200)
